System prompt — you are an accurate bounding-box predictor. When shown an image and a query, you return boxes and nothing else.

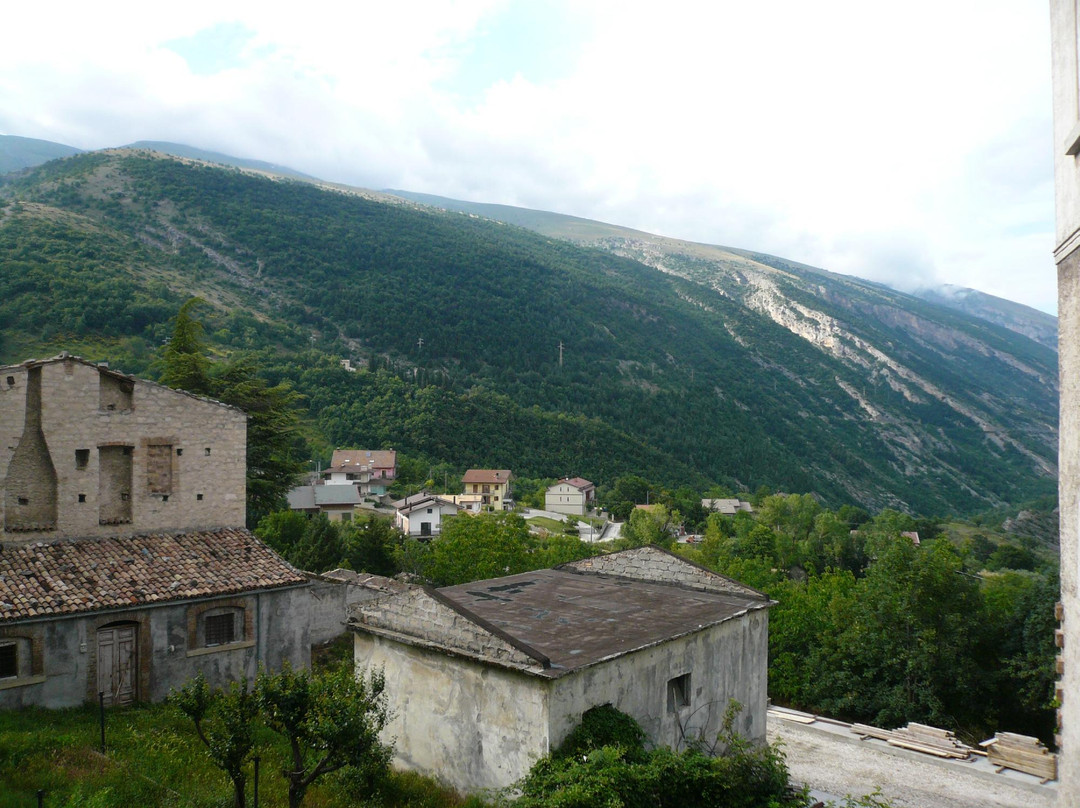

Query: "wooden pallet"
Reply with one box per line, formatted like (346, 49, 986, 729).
(851, 722, 971, 759)
(979, 732, 1057, 781)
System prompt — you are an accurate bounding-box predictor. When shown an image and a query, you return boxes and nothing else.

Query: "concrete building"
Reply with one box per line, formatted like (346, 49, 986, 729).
(0, 353, 339, 708)
(392, 492, 460, 537)
(544, 477, 596, 516)
(286, 482, 362, 521)
(322, 449, 396, 497)
(348, 545, 772, 793)
(1051, 5, 1080, 803)
(461, 469, 513, 511)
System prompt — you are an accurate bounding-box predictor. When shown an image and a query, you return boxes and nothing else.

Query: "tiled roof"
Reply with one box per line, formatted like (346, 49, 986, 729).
(462, 469, 513, 484)
(330, 449, 397, 470)
(0, 529, 307, 622)
(558, 477, 594, 490)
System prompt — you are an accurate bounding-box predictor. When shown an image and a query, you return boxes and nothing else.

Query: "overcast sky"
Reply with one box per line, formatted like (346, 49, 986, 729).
(0, 1, 1057, 313)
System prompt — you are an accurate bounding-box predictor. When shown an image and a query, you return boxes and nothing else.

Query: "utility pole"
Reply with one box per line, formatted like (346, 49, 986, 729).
(417, 337, 424, 353)
(558, 341, 564, 367)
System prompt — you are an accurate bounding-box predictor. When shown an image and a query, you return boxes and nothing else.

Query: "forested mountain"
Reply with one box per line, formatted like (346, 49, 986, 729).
(0, 150, 1058, 515)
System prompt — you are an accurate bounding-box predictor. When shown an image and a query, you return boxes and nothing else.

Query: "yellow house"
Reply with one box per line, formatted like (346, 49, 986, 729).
(461, 469, 513, 511)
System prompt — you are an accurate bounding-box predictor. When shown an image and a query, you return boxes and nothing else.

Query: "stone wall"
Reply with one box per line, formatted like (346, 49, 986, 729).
(561, 545, 766, 599)
(0, 356, 247, 543)
(352, 586, 542, 669)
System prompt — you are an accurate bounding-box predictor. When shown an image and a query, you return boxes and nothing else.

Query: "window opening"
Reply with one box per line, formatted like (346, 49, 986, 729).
(205, 613, 235, 646)
(78, 494, 86, 503)
(0, 643, 15, 678)
(668, 673, 691, 713)
(75, 449, 89, 469)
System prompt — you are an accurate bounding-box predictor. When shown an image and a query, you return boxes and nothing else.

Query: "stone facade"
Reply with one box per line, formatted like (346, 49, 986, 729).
(1050, 5, 1080, 804)
(1, 354, 246, 542)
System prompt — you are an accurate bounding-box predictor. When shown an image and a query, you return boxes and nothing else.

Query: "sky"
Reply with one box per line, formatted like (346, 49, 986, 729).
(0, 1, 1058, 313)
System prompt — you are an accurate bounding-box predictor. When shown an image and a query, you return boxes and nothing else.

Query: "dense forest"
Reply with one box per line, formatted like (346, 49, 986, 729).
(0, 149, 1059, 515)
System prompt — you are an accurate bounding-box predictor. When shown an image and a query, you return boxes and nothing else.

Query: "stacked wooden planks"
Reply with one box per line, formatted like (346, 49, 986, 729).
(979, 732, 1057, 781)
(851, 722, 972, 759)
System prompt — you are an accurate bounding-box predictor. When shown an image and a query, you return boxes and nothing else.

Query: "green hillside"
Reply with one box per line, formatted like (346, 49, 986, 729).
(0, 151, 1058, 514)
(0, 134, 82, 175)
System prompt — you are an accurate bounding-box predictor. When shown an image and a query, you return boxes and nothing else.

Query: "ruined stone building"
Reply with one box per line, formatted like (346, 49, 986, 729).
(0, 353, 339, 708)
(348, 545, 773, 793)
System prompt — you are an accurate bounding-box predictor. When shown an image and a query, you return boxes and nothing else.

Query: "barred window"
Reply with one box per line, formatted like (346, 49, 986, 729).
(205, 613, 235, 647)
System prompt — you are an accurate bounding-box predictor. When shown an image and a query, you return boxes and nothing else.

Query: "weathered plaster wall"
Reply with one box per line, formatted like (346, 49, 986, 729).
(547, 608, 770, 753)
(1058, 245, 1079, 803)
(354, 632, 550, 794)
(0, 586, 311, 709)
(0, 358, 246, 543)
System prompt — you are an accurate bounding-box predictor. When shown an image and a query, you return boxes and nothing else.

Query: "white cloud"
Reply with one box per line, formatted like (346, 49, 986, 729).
(0, 0, 1059, 313)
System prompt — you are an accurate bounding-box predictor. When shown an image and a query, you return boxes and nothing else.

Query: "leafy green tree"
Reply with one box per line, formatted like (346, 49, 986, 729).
(256, 664, 393, 808)
(340, 514, 401, 576)
(424, 512, 533, 586)
(255, 509, 310, 557)
(622, 504, 676, 549)
(290, 515, 344, 573)
(170, 674, 257, 808)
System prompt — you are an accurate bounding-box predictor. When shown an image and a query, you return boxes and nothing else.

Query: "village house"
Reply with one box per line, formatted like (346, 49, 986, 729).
(461, 468, 513, 511)
(286, 482, 362, 521)
(392, 492, 460, 538)
(0, 353, 339, 708)
(701, 498, 755, 516)
(348, 545, 773, 793)
(544, 477, 596, 516)
(322, 449, 397, 498)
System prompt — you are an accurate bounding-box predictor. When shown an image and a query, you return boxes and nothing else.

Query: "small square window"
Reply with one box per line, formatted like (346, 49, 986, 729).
(0, 643, 16, 678)
(197, 493, 204, 501)
(668, 673, 691, 713)
(17, 497, 28, 506)
(5, 376, 14, 387)
(205, 613, 235, 646)
(162, 494, 169, 502)
(204, 447, 211, 456)
(78, 494, 86, 503)
(176, 448, 183, 456)
(75, 449, 90, 469)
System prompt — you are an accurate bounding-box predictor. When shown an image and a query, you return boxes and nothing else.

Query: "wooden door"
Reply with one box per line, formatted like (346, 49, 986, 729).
(97, 624, 137, 706)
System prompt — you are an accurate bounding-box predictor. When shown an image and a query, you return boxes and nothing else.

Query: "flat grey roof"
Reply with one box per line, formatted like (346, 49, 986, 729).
(438, 567, 768, 673)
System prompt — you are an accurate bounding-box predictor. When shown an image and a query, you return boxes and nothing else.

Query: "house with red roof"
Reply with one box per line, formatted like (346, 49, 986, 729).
(461, 469, 513, 511)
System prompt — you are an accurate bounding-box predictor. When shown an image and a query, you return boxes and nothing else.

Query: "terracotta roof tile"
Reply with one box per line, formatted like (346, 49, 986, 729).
(0, 529, 306, 622)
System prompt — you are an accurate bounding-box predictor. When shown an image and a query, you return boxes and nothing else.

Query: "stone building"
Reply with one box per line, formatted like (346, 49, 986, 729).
(1051, 4, 1080, 804)
(348, 545, 772, 793)
(1, 353, 246, 540)
(0, 353, 337, 708)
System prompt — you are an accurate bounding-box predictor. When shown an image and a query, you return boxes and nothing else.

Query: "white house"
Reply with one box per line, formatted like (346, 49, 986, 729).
(348, 546, 773, 793)
(545, 477, 596, 516)
(392, 492, 460, 538)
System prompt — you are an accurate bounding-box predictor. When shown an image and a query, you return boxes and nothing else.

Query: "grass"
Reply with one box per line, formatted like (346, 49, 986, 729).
(0, 682, 477, 808)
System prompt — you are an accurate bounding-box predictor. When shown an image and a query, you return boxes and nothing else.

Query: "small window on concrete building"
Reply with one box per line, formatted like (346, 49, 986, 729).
(0, 643, 15, 678)
(205, 613, 236, 647)
(204, 447, 211, 456)
(78, 494, 86, 503)
(5, 376, 14, 387)
(176, 448, 183, 456)
(197, 493, 204, 501)
(75, 449, 89, 469)
(668, 673, 691, 713)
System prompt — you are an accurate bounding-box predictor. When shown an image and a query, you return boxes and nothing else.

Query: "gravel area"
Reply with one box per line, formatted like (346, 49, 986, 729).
(768, 715, 1057, 808)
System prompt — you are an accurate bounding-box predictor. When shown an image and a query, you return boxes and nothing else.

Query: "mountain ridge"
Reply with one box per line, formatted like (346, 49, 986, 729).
(0, 149, 1058, 515)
